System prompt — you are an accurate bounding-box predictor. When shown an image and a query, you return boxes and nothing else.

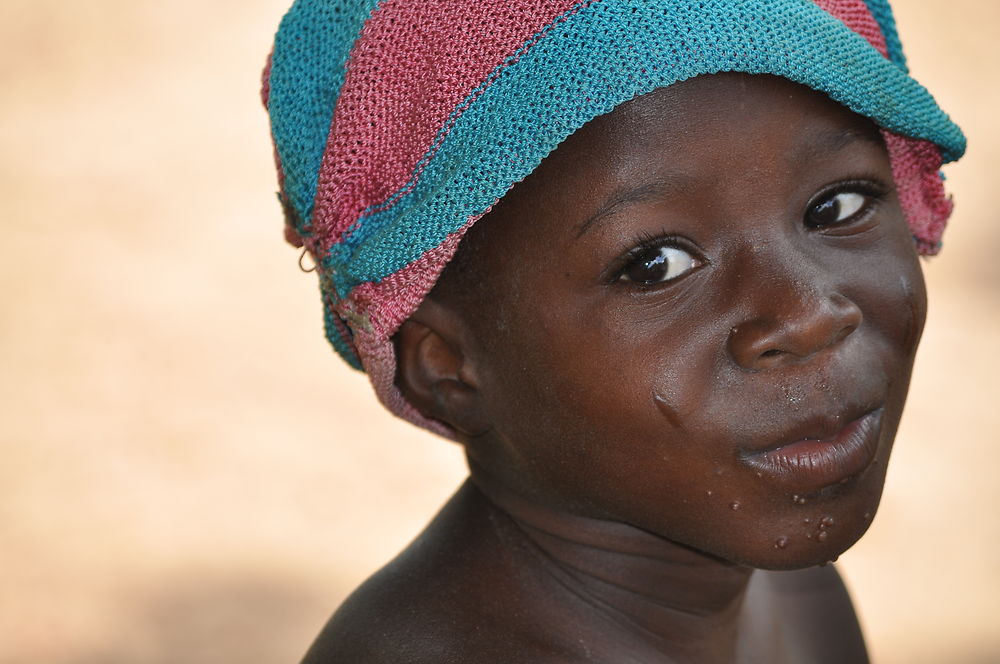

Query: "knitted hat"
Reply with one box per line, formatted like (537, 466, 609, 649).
(262, 0, 966, 438)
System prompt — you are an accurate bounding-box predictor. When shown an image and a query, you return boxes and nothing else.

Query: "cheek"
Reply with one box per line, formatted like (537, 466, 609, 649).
(899, 263, 928, 353)
(483, 321, 735, 525)
(859, 243, 928, 366)
(470, 298, 688, 510)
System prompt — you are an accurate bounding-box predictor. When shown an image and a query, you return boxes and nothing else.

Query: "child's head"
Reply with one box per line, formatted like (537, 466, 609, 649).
(263, 0, 964, 566)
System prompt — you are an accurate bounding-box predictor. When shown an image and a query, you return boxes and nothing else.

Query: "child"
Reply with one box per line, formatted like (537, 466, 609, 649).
(262, 1, 965, 661)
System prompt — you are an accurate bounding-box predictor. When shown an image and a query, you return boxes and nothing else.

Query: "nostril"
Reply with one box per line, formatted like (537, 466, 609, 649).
(834, 323, 858, 344)
(760, 349, 783, 359)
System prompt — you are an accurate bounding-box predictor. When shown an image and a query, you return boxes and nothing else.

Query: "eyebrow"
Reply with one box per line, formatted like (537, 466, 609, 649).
(575, 175, 693, 238)
(795, 126, 885, 164)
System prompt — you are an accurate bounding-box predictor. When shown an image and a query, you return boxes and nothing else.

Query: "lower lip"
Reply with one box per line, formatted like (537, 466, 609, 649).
(741, 409, 884, 490)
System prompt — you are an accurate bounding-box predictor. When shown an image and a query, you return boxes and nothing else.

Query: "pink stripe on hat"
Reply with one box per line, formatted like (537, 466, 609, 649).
(310, 0, 588, 252)
(814, 0, 889, 56)
(884, 133, 952, 254)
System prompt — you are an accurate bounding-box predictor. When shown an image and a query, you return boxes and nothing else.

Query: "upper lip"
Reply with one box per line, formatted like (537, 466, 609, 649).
(741, 403, 880, 456)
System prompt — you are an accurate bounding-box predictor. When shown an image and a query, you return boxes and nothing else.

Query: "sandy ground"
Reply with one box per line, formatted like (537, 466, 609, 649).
(1, 1, 998, 662)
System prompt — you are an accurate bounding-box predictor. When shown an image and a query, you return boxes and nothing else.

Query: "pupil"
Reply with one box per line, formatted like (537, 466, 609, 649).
(629, 248, 667, 282)
(813, 197, 839, 225)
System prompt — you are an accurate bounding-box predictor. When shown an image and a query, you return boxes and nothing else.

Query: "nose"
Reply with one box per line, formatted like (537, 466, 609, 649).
(727, 284, 863, 372)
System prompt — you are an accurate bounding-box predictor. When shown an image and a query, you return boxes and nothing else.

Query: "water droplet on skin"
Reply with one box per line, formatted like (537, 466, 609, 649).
(792, 495, 800, 504)
(706, 490, 713, 497)
(774, 536, 789, 549)
(803, 517, 812, 524)
(796, 496, 807, 505)
(863, 512, 872, 520)
(755, 472, 763, 479)
(730, 501, 741, 511)
(806, 533, 813, 539)
(819, 516, 835, 529)
(817, 530, 829, 542)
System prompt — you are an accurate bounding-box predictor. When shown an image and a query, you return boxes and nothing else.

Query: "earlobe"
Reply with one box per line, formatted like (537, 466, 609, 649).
(394, 301, 490, 437)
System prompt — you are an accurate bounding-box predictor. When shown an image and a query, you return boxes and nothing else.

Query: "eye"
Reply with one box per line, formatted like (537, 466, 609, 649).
(618, 243, 701, 286)
(805, 190, 871, 228)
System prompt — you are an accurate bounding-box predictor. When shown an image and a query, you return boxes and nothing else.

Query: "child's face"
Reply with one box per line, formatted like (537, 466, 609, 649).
(445, 73, 926, 569)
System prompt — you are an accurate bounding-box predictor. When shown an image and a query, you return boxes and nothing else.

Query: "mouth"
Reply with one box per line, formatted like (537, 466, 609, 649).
(739, 408, 884, 491)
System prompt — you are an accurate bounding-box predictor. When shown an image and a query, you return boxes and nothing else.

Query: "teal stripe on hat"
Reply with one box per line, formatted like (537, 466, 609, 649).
(268, 0, 383, 232)
(325, 0, 966, 297)
(862, 0, 908, 72)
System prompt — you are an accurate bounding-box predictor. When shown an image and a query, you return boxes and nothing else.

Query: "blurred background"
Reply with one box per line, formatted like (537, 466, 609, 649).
(1, 1, 996, 662)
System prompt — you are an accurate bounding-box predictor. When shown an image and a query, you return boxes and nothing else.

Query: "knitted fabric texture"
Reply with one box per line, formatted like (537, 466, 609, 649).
(263, 0, 966, 438)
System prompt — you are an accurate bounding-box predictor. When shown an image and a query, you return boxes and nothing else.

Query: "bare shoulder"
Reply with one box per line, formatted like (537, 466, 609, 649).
(299, 563, 466, 664)
(300, 483, 580, 664)
(753, 565, 870, 664)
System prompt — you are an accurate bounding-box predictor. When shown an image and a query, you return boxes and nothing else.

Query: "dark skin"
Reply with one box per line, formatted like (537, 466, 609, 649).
(303, 73, 926, 663)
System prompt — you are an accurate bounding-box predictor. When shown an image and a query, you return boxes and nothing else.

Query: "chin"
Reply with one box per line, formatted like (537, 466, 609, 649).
(746, 528, 871, 571)
(735, 475, 886, 570)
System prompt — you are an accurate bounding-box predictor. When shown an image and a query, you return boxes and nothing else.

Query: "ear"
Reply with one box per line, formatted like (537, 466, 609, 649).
(394, 297, 490, 437)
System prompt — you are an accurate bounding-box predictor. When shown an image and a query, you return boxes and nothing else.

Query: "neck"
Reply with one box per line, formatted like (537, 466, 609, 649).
(469, 465, 757, 661)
